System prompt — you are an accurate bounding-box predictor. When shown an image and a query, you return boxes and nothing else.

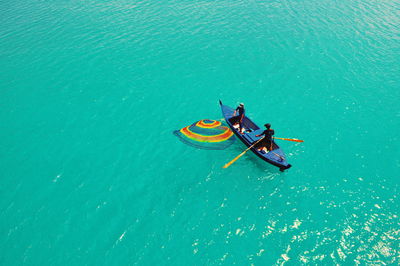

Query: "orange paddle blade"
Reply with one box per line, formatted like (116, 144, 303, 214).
(273, 137, 304, 143)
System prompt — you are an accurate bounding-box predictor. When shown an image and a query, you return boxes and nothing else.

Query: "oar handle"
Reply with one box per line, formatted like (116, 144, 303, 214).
(271, 151, 285, 161)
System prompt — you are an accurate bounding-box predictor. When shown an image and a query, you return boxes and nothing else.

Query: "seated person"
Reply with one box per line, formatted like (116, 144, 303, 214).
(255, 123, 275, 152)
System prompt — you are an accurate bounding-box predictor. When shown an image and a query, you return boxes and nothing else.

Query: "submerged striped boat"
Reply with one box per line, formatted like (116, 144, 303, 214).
(220, 100, 291, 171)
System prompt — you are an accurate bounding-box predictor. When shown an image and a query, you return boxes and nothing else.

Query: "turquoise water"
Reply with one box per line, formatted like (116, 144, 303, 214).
(1, 0, 399, 264)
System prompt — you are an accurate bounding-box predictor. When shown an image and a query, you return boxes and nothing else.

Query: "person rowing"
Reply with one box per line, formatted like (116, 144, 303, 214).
(255, 123, 275, 152)
(231, 103, 245, 134)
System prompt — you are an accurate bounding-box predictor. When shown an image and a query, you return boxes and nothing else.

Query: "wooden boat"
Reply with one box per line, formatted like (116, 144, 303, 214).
(219, 100, 291, 171)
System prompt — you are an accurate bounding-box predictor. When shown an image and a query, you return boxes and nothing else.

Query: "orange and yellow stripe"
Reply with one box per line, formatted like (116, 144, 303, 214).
(180, 126, 233, 142)
(195, 119, 221, 128)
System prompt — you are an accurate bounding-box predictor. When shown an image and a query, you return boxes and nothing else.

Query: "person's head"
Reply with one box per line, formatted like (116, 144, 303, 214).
(265, 123, 271, 129)
(239, 103, 244, 108)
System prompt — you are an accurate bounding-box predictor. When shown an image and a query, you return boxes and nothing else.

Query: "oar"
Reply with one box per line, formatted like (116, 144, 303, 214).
(223, 137, 264, 168)
(271, 151, 286, 161)
(273, 137, 304, 143)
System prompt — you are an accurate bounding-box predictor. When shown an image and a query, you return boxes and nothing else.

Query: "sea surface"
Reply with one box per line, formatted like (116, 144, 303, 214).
(1, 0, 399, 264)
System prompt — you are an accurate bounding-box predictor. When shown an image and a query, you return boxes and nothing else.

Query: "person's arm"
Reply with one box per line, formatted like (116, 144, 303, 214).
(256, 129, 267, 137)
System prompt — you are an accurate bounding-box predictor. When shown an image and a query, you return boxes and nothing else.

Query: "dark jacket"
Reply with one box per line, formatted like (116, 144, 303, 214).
(235, 106, 245, 116)
(258, 129, 274, 140)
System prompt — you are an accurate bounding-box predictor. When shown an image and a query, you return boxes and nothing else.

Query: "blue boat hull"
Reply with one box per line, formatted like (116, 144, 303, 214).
(219, 100, 291, 171)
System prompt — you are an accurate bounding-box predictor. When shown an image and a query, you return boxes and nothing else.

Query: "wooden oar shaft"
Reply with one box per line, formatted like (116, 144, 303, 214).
(271, 151, 285, 161)
(273, 137, 303, 142)
(223, 137, 264, 168)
